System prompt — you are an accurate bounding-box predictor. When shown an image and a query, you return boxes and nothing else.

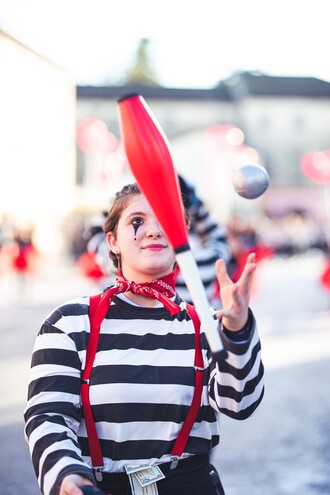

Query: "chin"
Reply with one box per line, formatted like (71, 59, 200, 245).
(144, 263, 174, 277)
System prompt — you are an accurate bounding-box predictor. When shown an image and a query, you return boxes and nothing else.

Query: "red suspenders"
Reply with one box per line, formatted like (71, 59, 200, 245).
(81, 294, 204, 471)
(81, 294, 104, 468)
(170, 302, 204, 467)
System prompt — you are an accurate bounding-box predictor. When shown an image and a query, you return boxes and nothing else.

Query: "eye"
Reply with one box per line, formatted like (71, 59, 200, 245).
(131, 217, 144, 226)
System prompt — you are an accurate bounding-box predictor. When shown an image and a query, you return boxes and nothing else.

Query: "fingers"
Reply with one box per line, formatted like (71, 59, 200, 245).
(215, 253, 257, 292)
(239, 252, 256, 294)
(215, 254, 255, 331)
(215, 258, 232, 286)
(60, 475, 95, 495)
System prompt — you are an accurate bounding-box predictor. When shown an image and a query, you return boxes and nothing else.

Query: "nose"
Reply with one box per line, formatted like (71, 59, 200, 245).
(146, 219, 163, 238)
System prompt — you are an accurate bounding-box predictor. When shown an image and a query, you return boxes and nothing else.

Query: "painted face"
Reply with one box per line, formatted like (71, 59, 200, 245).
(107, 194, 176, 282)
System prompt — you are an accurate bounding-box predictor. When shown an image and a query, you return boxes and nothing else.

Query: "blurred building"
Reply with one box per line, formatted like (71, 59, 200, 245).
(0, 30, 76, 254)
(1, 27, 329, 256)
(76, 74, 330, 231)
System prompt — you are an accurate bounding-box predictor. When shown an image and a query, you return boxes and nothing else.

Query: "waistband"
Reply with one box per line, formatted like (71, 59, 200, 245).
(96, 454, 210, 493)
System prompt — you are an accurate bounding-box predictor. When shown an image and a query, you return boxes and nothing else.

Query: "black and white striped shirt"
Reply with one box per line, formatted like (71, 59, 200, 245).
(175, 198, 230, 306)
(24, 293, 264, 495)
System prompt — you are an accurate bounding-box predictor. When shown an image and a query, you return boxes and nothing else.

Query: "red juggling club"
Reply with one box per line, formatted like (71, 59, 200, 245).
(117, 93, 225, 356)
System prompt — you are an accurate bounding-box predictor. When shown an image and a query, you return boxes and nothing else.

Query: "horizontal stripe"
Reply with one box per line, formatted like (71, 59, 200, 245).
(217, 387, 265, 420)
(93, 348, 197, 367)
(33, 332, 81, 352)
(26, 391, 80, 413)
(215, 340, 261, 375)
(79, 434, 218, 463)
(95, 332, 196, 351)
(24, 406, 81, 438)
(79, 417, 218, 443)
(216, 363, 264, 402)
(52, 300, 89, 318)
(90, 382, 196, 406)
(32, 348, 81, 368)
(29, 363, 81, 381)
(86, 402, 216, 424)
(106, 299, 186, 322)
(215, 355, 262, 389)
(43, 301, 87, 326)
(38, 323, 89, 353)
(213, 379, 264, 413)
(89, 363, 204, 385)
(28, 374, 80, 396)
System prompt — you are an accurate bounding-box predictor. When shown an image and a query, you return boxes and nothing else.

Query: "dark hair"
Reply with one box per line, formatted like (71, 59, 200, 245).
(104, 183, 140, 268)
(104, 183, 190, 269)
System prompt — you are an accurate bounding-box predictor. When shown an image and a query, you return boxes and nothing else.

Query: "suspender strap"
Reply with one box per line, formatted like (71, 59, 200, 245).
(170, 303, 204, 459)
(81, 293, 103, 468)
(81, 297, 203, 469)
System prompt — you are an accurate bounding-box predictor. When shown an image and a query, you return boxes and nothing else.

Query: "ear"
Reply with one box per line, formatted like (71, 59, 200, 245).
(106, 232, 119, 253)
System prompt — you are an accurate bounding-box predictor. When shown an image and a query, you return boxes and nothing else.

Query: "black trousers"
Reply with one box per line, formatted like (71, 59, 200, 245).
(96, 454, 225, 495)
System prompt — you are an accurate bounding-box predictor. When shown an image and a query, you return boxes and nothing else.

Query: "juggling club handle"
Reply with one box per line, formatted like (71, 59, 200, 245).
(175, 250, 227, 357)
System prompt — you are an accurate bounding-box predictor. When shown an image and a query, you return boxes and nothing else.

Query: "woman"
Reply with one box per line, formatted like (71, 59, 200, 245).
(81, 174, 230, 307)
(24, 183, 264, 495)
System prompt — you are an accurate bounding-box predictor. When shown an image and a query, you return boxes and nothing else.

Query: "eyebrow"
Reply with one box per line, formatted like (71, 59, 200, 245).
(125, 211, 146, 220)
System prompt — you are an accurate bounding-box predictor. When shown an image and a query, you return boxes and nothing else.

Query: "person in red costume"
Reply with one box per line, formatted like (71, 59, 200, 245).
(24, 183, 264, 495)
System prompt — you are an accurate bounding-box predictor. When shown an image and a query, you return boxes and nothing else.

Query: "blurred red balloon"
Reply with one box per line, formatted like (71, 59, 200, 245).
(77, 118, 117, 157)
(301, 150, 330, 184)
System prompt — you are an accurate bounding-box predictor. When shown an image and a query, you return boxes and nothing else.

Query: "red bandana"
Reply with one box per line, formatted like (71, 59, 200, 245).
(92, 270, 181, 330)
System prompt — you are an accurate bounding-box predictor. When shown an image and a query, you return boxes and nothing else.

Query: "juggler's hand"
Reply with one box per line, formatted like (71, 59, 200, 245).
(59, 474, 95, 495)
(215, 252, 256, 332)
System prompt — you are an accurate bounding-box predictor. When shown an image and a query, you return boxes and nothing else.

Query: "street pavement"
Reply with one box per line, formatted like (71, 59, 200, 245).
(1, 250, 330, 495)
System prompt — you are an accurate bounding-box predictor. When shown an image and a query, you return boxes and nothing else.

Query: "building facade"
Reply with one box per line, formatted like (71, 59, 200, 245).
(0, 30, 76, 254)
(76, 74, 330, 232)
(2, 26, 329, 258)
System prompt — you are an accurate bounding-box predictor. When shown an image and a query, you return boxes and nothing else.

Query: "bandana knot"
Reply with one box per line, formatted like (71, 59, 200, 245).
(114, 271, 179, 315)
(92, 270, 181, 329)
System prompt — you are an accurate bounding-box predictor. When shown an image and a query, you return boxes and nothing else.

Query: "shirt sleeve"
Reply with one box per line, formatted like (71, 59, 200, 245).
(23, 305, 95, 495)
(175, 197, 231, 305)
(188, 197, 231, 264)
(222, 307, 254, 342)
(207, 309, 265, 420)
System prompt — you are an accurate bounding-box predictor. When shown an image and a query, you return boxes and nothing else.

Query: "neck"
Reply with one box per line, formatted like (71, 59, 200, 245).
(120, 268, 172, 284)
(123, 291, 161, 307)
(113, 268, 179, 316)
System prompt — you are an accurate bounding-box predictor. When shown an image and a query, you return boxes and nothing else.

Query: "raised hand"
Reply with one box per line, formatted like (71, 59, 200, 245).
(215, 252, 256, 331)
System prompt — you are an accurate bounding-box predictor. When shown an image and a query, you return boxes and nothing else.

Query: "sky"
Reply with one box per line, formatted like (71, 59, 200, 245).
(0, 0, 329, 88)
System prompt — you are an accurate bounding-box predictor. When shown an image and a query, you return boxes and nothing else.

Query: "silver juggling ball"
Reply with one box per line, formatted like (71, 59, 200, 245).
(233, 164, 270, 199)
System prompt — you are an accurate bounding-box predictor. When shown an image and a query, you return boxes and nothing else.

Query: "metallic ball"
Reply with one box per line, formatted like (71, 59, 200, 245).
(233, 164, 270, 199)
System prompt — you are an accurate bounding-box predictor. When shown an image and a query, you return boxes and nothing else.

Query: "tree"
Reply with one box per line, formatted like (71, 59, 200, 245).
(123, 38, 159, 85)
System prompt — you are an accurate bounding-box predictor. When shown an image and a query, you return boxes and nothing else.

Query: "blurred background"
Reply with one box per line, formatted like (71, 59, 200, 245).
(1, 1, 330, 494)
